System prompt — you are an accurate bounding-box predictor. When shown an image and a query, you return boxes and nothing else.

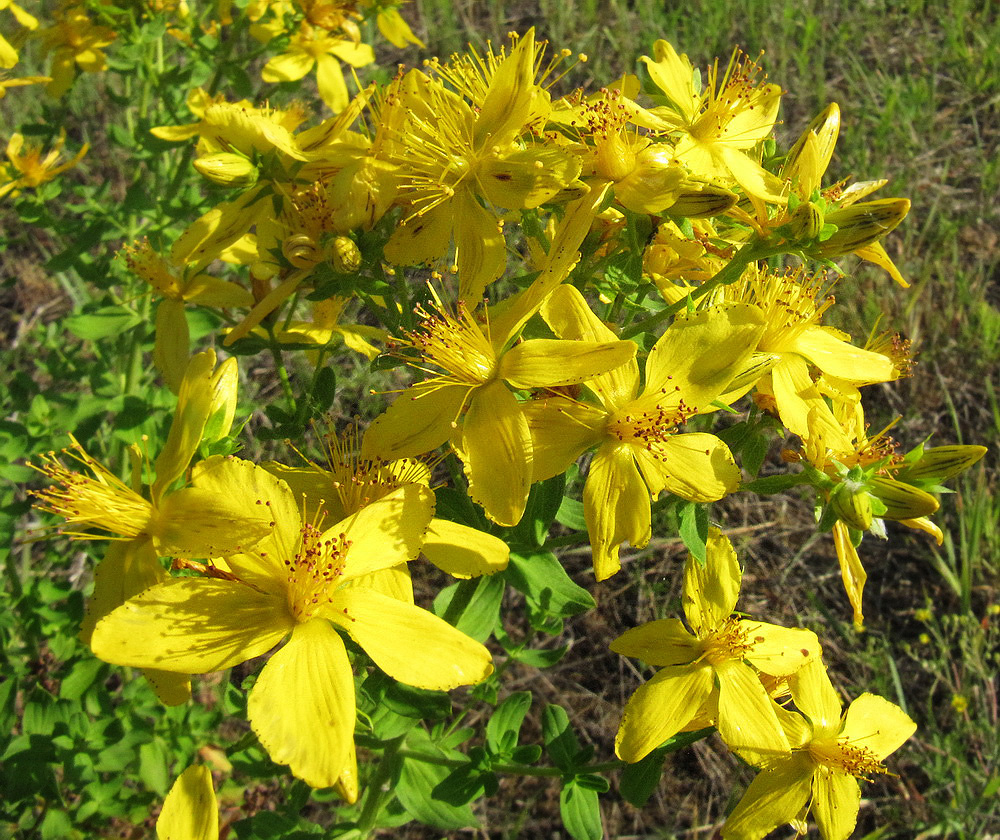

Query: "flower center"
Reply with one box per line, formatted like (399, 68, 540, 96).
(808, 737, 886, 780)
(285, 523, 352, 622)
(701, 617, 753, 666)
(399, 299, 498, 386)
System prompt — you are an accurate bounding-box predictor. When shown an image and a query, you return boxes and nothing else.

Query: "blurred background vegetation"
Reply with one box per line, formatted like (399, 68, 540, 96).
(2, 0, 997, 837)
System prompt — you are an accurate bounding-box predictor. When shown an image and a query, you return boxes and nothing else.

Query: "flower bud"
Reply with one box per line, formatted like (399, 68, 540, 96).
(328, 235, 361, 274)
(869, 477, 939, 520)
(901, 445, 988, 483)
(668, 182, 738, 217)
(282, 234, 322, 269)
(594, 130, 636, 182)
(808, 198, 910, 258)
(614, 146, 684, 214)
(831, 483, 874, 531)
(193, 152, 258, 188)
(782, 103, 840, 187)
(786, 200, 824, 242)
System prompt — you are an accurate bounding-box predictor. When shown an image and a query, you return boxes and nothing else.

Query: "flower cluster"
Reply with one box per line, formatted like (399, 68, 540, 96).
(27, 15, 987, 839)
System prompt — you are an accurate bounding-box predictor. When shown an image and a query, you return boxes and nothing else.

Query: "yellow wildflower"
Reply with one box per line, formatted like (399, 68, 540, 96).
(90, 459, 493, 791)
(262, 21, 374, 113)
(156, 766, 218, 840)
(642, 40, 785, 203)
(38, 4, 116, 97)
(524, 284, 764, 579)
(722, 659, 916, 840)
(613, 529, 820, 761)
(0, 131, 87, 199)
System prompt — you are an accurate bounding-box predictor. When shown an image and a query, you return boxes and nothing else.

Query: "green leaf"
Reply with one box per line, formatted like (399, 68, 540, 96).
(541, 704, 579, 771)
(432, 574, 505, 643)
(64, 305, 142, 340)
(555, 496, 586, 530)
(138, 737, 171, 795)
(40, 808, 73, 840)
(58, 657, 104, 701)
(485, 692, 532, 755)
(382, 680, 452, 721)
(396, 731, 478, 830)
(619, 745, 668, 807)
(504, 551, 595, 621)
(510, 473, 566, 547)
(559, 779, 603, 840)
(678, 501, 709, 564)
(509, 646, 567, 668)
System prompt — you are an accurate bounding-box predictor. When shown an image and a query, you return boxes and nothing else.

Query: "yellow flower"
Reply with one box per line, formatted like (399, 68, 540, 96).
(38, 4, 116, 97)
(725, 267, 895, 450)
(90, 458, 493, 791)
(156, 765, 218, 840)
(122, 239, 253, 391)
(0, 0, 38, 69)
(365, 0, 424, 48)
(254, 295, 386, 361)
(262, 21, 374, 113)
(524, 285, 764, 579)
(722, 659, 916, 840)
(641, 40, 785, 203)
(0, 130, 87, 199)
(363, 187, 629, 528)
(267, 425, 508, 581)
(383, 30, 581, 304)
(33, 351, 245, 705)
(612, 529, 820, 762)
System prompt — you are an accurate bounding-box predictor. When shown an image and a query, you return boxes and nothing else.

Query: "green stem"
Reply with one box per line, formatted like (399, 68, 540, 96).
(357, 735, 404, 837)
(266, 327, 297, 414)
(620, 241, 772, 340)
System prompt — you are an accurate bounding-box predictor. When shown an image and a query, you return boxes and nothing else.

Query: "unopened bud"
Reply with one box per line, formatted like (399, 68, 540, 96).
(594, 131, 637, 182)
(193, 152, 258, 187)
(808, 198, 910, 258)
(282, 234, 322, 269)
(831, 483, 874, 531)
(782, 103, 840, 185)
(668, 182, 738, 217)
(901, 445, 987, 483)
(329, 235, 361, 274)
(725, 352, 781, 393)
(786, 201, 824, 242)
(869, 477, 939, 520)
(614, 146, 684, 214)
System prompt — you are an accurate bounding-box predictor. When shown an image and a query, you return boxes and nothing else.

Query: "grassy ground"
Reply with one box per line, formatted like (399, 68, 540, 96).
(2, 1, 998, 838)
(399, 2, 1000, 837)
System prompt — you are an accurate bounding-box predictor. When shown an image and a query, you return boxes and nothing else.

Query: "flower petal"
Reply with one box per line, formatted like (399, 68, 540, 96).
(795, 326, 894, 383)
(832, 520, 867, 630)
(362, 382, 469, 461)
(742, 621, 821, 677)
(261, 49, 314, 83)
(330, 588, 493, 690)
(683, 527, 741, 632)
(644, 303, 764, 406)
(584, 441, 651, 581)
(716, 660, 791, 754)
(649, 432, 740, 503)
(248, 618, 355, 789)
(422, 517, 509, 578)
(455, 191, 506, 304)
(811, 769, 861, 840)
(157, 765, 218, 840)
(91, 578, 291, 674)
(460, 381, 532, 527)
(720, 757, 814, 840)
(337, 484, 435, 579)
(609, 618, 699, 667)
(615, 663, 714, 763)
(521, 395, 606, 483)
(841, 693, 916, 761)
(789, 658, 843, 733)
(500, 338, 637, 389)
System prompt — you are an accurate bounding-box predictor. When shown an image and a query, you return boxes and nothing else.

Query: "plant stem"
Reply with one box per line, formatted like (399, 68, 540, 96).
(620, 240, 772, 340)
(357, 735, 404, 837)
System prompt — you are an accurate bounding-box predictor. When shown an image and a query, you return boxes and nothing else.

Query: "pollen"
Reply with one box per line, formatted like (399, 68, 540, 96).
(399, 294, 498, 386)
(808, 737, 887, 781)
